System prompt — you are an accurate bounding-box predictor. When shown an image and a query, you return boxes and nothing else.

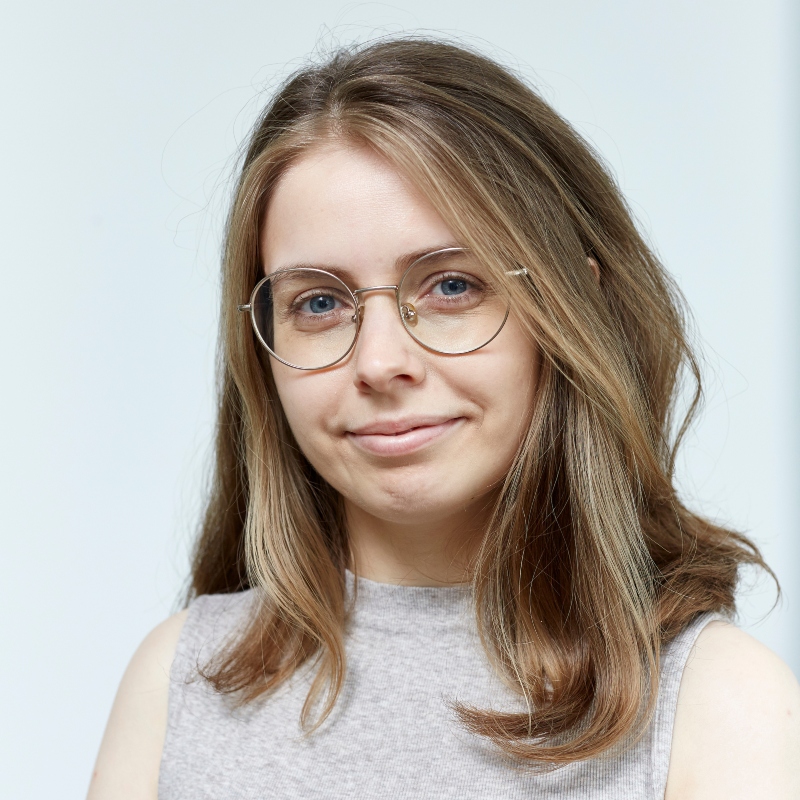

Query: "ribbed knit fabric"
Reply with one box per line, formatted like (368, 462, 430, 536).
(158, 573, 723, 799)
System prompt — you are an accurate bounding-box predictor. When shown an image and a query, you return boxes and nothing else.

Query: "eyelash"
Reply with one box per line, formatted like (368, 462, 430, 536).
(290, 289, 352, 315)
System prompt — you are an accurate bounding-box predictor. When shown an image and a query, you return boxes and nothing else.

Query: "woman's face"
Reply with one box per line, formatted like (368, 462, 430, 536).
(261, 143, 538, 528)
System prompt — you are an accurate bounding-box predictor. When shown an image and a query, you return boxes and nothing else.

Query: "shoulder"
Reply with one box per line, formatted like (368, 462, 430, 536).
(87, 591, 258, 799)
(665, 620, 800, 800)
(169, 589, 258, 670)
(87, 610, 189, 799)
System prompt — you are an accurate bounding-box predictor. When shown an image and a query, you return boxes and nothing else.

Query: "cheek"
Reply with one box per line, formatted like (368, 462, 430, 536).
(478, 327, 539, 430)
(432, 329, 539, 493)
(477, 339, 539, 473)
(271, 368, 337, 461)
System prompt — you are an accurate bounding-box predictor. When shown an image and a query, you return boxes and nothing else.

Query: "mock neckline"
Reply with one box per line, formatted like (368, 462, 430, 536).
(345, 569, 473, 632)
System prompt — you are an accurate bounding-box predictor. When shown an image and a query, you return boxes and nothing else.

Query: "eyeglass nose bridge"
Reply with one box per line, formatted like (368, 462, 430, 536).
(349, 284, 399, 324)
(352, 285, 399, 295)
(348, 284, 419, 329)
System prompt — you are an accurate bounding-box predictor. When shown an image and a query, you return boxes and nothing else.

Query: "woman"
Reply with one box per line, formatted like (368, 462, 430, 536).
(88, 38, 800, 799)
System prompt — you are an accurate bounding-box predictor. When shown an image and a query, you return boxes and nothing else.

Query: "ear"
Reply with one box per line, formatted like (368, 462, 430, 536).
(587, 256, 600, 284)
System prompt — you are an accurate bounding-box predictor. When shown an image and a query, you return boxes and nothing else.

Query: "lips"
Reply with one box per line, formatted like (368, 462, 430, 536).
(345, 416, 464, 456)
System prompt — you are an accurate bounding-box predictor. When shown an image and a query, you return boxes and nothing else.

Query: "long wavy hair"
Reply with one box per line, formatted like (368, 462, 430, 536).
(189, 37, 771, 765)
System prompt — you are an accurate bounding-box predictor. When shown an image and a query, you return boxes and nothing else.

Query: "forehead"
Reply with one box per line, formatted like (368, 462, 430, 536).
(260, 143, 457, 281)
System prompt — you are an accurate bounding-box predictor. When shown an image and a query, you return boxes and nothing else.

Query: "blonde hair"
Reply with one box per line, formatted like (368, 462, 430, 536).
(190, 37, 771, 765)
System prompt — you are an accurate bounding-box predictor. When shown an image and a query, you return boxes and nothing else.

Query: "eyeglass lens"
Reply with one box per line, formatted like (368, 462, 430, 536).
(250, 250, 508, 369)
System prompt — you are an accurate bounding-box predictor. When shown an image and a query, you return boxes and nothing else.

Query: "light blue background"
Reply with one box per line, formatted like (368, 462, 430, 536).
(1, 2, 797, 797)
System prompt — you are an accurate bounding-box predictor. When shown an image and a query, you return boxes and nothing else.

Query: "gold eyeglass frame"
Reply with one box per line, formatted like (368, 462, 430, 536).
(237, 246, 525, 371)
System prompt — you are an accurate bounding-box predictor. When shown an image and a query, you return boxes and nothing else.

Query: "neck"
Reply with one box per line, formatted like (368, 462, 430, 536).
(344, 498, 493, 586)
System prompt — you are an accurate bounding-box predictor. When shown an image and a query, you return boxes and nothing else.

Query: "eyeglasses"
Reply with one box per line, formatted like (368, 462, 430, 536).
(237, 247, 524, 371)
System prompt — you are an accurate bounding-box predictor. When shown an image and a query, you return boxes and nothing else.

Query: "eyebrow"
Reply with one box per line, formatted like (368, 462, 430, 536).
(268, 243, 463, 286)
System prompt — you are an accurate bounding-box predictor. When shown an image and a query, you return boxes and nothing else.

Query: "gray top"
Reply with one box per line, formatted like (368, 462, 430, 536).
(159, 573, 722, 799)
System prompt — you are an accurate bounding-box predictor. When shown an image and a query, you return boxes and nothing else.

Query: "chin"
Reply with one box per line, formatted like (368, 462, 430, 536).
(361, 496, 469, 526)
(351, 469, 491, 524)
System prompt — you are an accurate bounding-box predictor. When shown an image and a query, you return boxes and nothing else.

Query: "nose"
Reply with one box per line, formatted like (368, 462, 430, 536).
(351, 291, 426, 393)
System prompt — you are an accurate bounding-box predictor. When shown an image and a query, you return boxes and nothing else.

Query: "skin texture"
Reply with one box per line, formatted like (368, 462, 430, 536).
(665, 621, 800, 799)
(261, 143, 539, 586)
(87, 610, 187, 800)
(86, 142, 800, 799)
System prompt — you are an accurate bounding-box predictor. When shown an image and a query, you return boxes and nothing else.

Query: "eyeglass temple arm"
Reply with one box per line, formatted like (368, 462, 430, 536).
(238, 304, 251, 312)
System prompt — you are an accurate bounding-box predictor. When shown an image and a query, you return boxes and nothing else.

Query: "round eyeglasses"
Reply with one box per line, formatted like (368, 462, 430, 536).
(238, 247, 524, 370)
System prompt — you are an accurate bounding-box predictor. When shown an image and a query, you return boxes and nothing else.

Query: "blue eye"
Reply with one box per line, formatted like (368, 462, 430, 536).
(439, 278, 468, 296)
(306, 295, 337, 313)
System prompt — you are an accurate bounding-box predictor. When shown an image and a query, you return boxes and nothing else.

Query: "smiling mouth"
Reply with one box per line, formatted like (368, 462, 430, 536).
(345, 417, 464, 456)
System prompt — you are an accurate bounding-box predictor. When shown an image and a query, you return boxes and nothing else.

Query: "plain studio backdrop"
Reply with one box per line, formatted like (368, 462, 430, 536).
(1, 1, 797, 797)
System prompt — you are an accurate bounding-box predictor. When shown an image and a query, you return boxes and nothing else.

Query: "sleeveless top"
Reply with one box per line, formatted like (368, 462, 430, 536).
(159, 573, 724, 799)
